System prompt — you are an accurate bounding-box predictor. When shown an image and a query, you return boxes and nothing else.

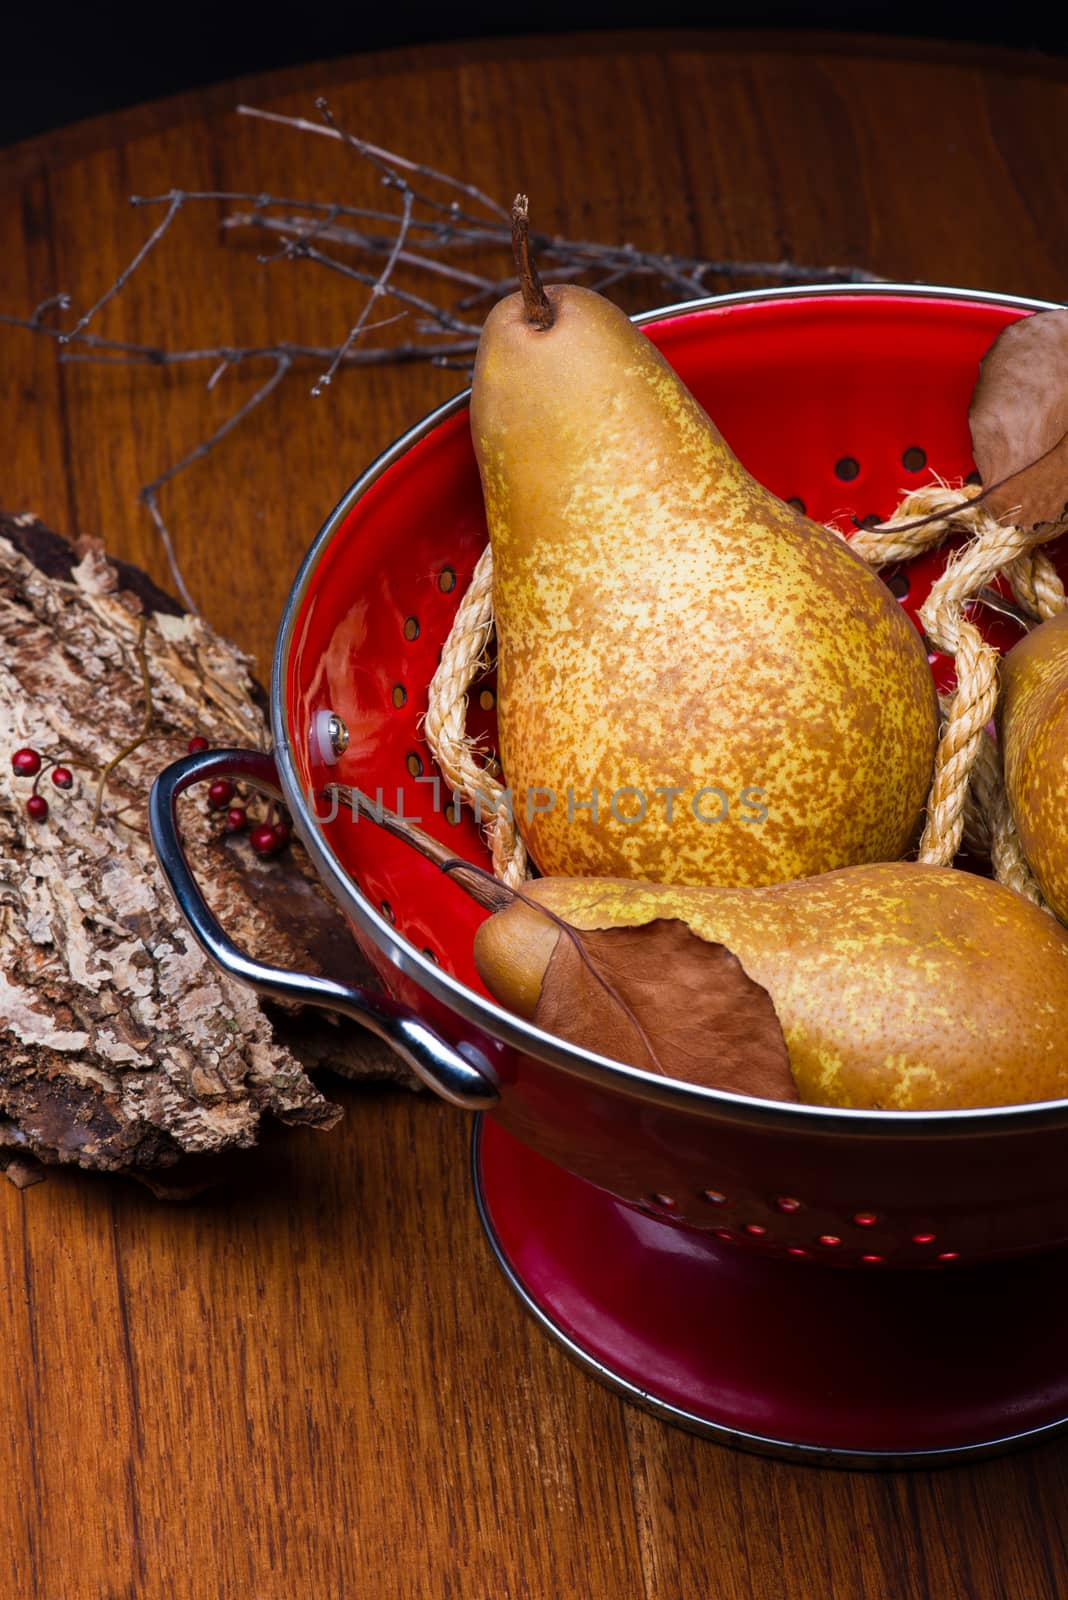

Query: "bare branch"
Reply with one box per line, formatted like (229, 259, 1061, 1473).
(142, 353, 293, 498)
(61, 190, 186, 343)
(141, 491, 200, 615)
(238, 101, 511, 223)
(313, 188, 415, 395)
(4, 99, 886, 618)
(223, 211, 501, 294)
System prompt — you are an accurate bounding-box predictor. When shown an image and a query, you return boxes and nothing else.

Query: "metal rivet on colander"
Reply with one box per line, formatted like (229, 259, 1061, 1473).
(854, 1211, 878, 1227)
(819, 1234, 842, 1248)
(310, 708, 349, 766)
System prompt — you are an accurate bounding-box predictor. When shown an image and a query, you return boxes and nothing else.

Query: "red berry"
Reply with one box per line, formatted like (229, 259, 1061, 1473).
(250, 822, 282, 856)
(224, 807, 247, 833)
(187, 735, 210, 754)
(207, 779, 235, 809)
(51, 766, 73, 789)
(12, 747, 41, 777)
(273, 819, 292, 847)
(26, 794, 48, 821)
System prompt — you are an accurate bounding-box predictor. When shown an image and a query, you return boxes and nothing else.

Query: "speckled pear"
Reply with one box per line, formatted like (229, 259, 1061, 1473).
(473, 864, 1068, 1110)
(999, 610, 1068, 922)
(470, 225, 938, 888)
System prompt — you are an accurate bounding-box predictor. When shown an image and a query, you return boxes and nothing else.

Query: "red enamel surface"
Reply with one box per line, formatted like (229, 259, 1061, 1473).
(279, 291, 1068, 1379)
(477, 1119, 1068, 1455)
(287, 293, 1065, 1003)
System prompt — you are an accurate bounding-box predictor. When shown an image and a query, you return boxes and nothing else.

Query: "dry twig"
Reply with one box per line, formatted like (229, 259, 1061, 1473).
(2, 97, 883, 611)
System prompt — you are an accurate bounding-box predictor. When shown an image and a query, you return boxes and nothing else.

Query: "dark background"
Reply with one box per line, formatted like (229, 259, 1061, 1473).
(2, 2, 1066, 147)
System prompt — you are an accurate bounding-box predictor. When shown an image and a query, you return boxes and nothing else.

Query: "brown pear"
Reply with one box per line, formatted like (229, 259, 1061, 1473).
(999, 610, 1068, 923)
(469, 216, 938, 889)
(473, 864, 1068, 1110)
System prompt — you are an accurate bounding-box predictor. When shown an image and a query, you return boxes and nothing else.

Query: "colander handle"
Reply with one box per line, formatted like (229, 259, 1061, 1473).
(149, 748, 499, 1111)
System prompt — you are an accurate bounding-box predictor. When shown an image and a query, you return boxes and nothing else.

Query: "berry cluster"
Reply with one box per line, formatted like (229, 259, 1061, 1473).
(9, 736, 292, 858)
(187, 737, 291, 856)
(9, 746, 74, 822)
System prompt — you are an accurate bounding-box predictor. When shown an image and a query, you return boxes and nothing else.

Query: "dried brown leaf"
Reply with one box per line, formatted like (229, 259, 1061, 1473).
(533, 919, 796, 1102)
(970, 308, 1068, 532)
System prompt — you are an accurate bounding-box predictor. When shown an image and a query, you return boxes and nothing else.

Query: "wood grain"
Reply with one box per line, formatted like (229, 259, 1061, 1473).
(2, 30, 1068, 1599)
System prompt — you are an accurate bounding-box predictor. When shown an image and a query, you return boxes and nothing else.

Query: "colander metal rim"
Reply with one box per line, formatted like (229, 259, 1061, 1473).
(272, 280, 1068, 1138)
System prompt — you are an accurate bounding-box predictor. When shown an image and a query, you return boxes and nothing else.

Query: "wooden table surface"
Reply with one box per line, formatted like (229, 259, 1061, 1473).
(4, 29, 1068, 1599)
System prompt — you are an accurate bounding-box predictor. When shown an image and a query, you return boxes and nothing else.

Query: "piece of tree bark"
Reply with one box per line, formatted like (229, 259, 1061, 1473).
(0, 511, 414, 1178)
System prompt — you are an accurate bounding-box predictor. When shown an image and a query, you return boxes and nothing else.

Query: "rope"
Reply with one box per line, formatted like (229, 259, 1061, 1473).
(422, 545, 529, 887)
(423, 481, 1064, 896)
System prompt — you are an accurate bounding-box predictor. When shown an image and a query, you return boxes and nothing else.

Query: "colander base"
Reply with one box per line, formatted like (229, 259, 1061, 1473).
(474, 1118, 1068, 1468)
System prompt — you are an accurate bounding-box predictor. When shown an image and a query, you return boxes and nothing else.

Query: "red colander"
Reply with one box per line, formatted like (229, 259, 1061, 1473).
(151, 285, 1068, 1467)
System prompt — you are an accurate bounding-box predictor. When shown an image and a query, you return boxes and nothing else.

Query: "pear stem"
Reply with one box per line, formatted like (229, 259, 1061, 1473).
(511, 195, 555, 330)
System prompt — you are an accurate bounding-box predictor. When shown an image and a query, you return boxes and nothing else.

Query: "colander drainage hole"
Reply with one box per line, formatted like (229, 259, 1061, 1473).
(645, 1192, 677, 1211)
(776, 1196, 802, 1213)
(444, 802, 461, 825)
(885, 571, 909, 600)
(438, 566, 457, 593)
(381, 901, 395, 925)
(743, 1223, 767, 1237)
(422, 948, 439, 964)
(818, 1234, 842, 1248)
(834, 457, 860, 482)
(902, 446, 927, 473)
(479, 688, 496, 710)
(912, 1232, 936, 1245)
(700, 1188, 727, 1205)
(403, 616, 420, 641)
(853, 1211, 878, 1227)
(407, 752, 423, 777)
(787, 496, 806, 514)
(391, 685, 407, 709)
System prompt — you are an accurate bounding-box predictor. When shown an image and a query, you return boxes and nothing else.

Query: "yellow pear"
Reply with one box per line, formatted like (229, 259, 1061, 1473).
(470, 220, 938, 888)
(473, 864, 1068, 1110)
(999, 610, 1068, 923)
